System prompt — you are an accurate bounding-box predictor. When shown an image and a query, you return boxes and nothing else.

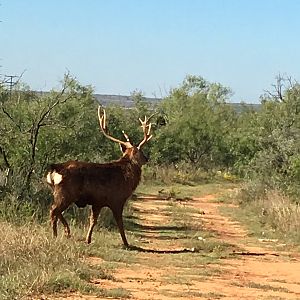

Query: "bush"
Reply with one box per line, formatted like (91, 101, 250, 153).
(237, 183, 300, 242)
(142, 163, 214, 185)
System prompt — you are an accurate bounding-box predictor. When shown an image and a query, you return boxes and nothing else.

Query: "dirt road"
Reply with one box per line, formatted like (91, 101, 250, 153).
(53, 190, 300, 300)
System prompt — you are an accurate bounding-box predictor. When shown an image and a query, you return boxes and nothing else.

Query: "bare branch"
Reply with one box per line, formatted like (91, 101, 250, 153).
(264, 74, 297, 102)
(0, 145, 10, 169)
(24, 75, 78, 189)
(1, 106, 23, 132)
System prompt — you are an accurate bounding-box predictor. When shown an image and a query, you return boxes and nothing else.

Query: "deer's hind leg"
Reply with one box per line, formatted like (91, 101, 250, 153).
(50, 193, 71, 238)
(112, 207, 129, 247)
(58, 213, 71, 238)
(86, 205, 101, 244)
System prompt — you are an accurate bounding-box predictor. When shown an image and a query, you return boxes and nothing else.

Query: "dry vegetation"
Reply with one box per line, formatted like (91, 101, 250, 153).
(234, 185, 300, 243)
(0, 220, 131, 300)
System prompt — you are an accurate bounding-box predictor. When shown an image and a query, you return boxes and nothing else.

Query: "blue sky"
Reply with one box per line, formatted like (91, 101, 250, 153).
(1, 0, 300, 103)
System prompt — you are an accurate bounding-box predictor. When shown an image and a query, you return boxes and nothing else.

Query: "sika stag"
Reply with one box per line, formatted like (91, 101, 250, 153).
(46, 107, 153, 246)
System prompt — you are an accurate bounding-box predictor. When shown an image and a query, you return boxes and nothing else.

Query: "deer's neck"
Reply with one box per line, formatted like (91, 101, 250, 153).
(121, 158, 142, 192)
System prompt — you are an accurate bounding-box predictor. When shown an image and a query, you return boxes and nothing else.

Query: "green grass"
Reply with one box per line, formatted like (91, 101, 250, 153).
(136, 181, 237, 200)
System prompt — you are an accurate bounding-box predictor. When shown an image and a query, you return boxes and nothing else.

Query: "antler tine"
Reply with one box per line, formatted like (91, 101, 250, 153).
(147, 122, 152, 135)
(137, 114, 154, 149)
(122, 130, 131, 143)
(97, 106, 131, 147)
(98, 106, 106, 130)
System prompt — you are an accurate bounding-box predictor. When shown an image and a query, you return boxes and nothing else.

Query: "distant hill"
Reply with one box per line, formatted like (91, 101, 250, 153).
(230, 102, 261, 112)
(94, 94, 161, 108)
(34, 91, 260, 111)
(94, 94, 261, 111)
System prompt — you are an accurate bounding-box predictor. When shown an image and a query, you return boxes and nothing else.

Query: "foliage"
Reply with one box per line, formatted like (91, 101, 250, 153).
(0, 76, 160, 230)
(152, 75, 236, 169)
(2, 72, 300, 237)
(236, 77, 300, 197)
(4, 72, 300, 298)
(0, 74, 98, 200)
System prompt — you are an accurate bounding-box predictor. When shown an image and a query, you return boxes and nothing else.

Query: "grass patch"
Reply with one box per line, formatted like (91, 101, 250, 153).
(0, 221, 116, 300)
(136, 181, 237, 200)
(224, 185, 300, 247)
(43, 270, 98, 294)
(220, 205, 268, 239)
(81, 229, 141, 265)
(247, 282, 290, 293)
(162, 266, 223, 284)
(104, 287, 131, 299)
(233, 281, 290, 293)
(160, 288, 225, 299)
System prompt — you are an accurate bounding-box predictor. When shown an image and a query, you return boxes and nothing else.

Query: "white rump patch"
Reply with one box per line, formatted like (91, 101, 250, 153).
(46, 171, 63, 185)
(52, 172, 63, 185)
(46, 172, 52, 184)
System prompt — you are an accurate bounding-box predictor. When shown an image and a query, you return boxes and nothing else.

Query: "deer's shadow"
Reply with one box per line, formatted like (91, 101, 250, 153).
(124, 216, 198, 254)
(126, 244, 198, 254)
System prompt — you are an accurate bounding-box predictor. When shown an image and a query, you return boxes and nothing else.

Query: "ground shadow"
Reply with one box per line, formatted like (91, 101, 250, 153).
(230, 251, 279, 257)
(127, 244, 200, 254)
(124, 216, 191, 241)
(126, 245, 280, 256)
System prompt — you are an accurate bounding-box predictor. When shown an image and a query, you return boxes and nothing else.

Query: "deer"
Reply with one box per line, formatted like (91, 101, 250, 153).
(46, 106, 154, 247)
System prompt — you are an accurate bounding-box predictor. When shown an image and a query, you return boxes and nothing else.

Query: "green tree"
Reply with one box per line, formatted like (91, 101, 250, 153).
(152, 75, 235, 169)
(235, 75, 300, 196)
(0, 74, 96, 199)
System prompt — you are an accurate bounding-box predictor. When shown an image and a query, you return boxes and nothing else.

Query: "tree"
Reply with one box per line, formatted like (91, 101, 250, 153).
(152, 75, 235, 169)
(234, 75, 300, 196)
(0, 73, 95, 199)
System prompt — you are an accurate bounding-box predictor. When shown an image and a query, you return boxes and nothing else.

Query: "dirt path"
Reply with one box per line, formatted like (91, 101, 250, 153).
(52, 190, 300, 300)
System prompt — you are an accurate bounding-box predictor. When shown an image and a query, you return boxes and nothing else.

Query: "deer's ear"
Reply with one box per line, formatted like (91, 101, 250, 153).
(120, 143, 127, 153)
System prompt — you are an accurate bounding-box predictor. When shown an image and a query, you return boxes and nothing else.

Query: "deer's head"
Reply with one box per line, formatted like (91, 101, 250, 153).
(98, 107, 153, 167)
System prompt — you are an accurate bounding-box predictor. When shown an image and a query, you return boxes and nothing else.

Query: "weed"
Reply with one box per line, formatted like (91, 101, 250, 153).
(231, 185, 300, 245)
(0, 222, 113, 300)
(104, 287, 131, 299)
(161, 288, 225, 299)
(234, 281, 290, 293)
(136, 181, 236, 199)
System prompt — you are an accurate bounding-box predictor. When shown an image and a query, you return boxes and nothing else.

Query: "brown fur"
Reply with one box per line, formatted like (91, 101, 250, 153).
(47, 146, 147, 246)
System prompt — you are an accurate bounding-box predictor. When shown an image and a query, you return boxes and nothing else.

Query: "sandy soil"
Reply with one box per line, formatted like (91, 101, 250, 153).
(46, 191, 300, 300)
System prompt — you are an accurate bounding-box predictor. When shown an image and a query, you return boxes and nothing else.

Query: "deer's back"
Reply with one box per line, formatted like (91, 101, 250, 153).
(48, 160, 141, 208)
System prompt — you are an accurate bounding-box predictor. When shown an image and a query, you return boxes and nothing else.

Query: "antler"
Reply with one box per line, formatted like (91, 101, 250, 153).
(137, 114, 155, 149)
(98, 106, 154, 149)
(98, 106, 132, 147)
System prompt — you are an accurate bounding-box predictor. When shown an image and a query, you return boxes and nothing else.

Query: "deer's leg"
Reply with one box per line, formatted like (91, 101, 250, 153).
(50, 201, 70, 238)
(112, 209, 129, 247)
(50, 205, 59, 238)
(58, 213, 71, 238)
(86, 206, 101, 244)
